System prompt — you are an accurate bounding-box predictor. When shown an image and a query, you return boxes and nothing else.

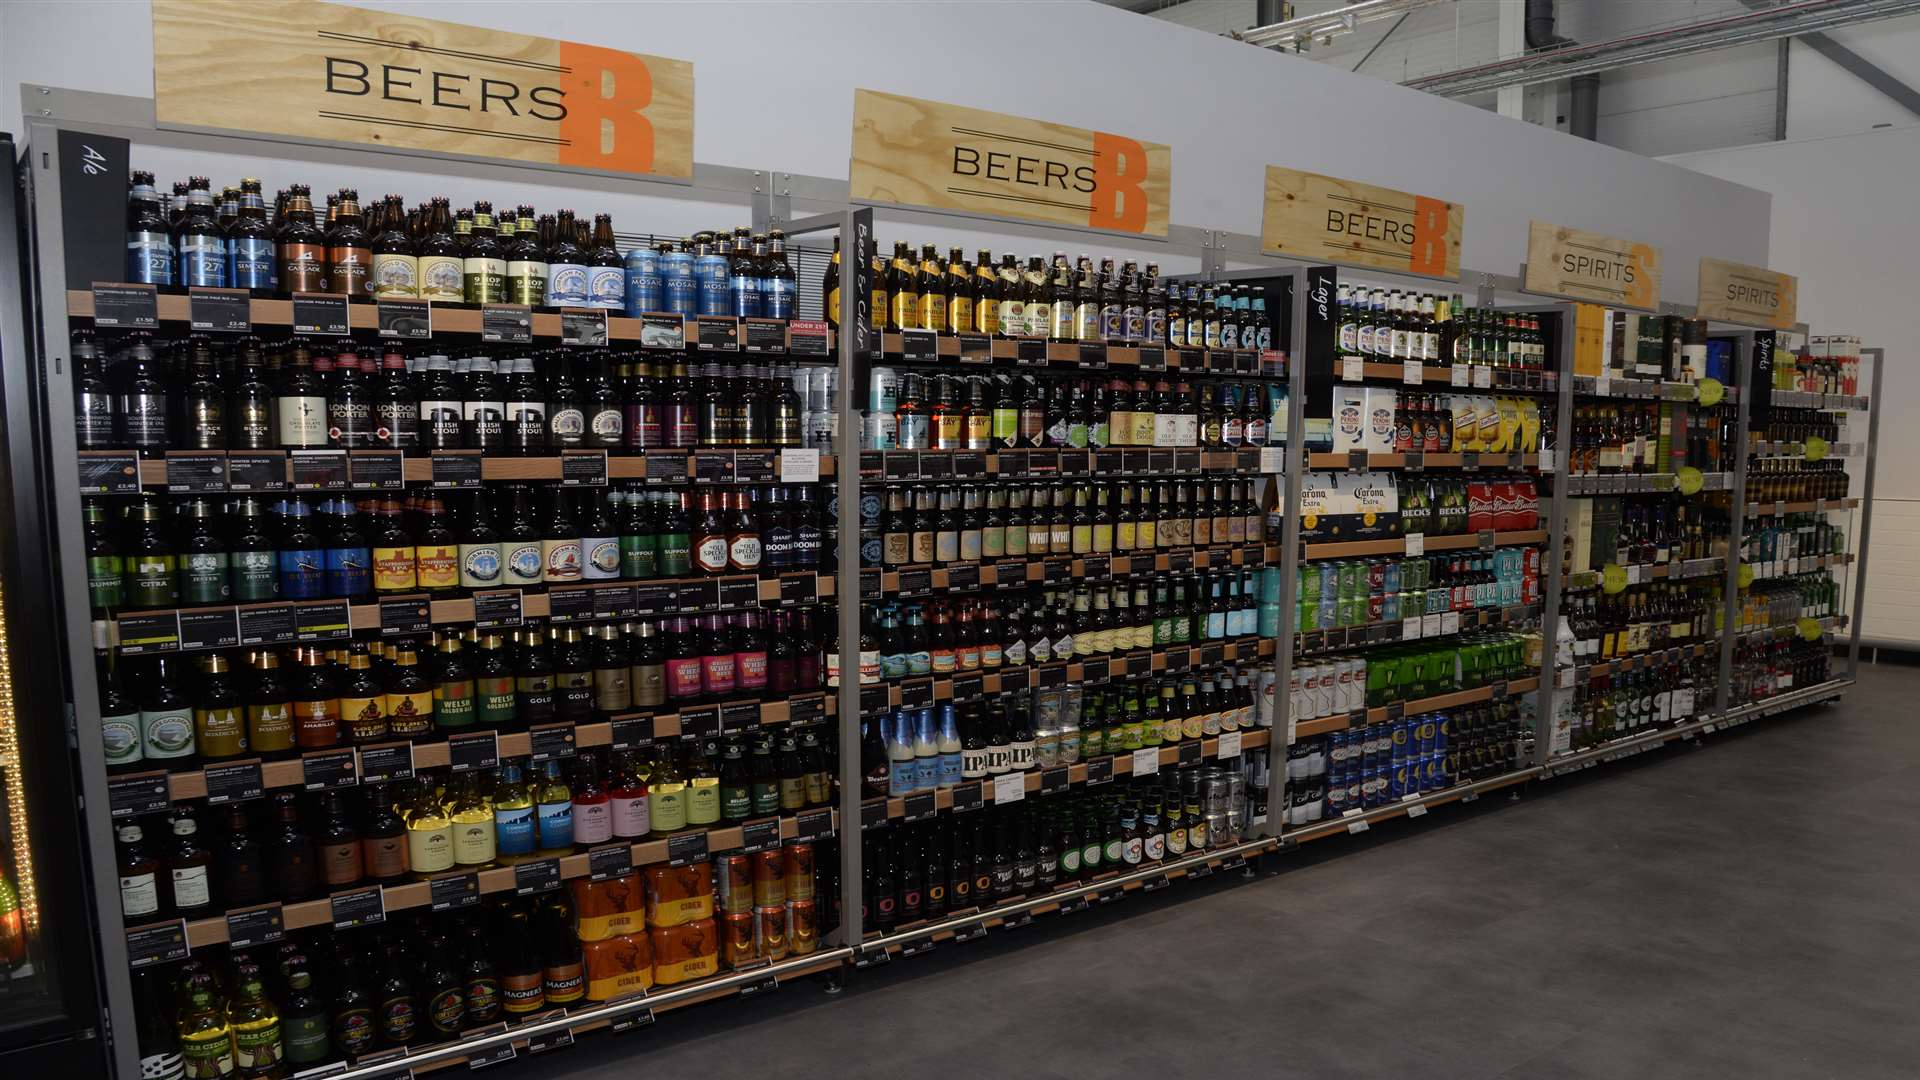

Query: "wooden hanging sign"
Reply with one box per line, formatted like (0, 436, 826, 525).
(1261, 165, 1461, 279)
(1696, 257, 1797, 329)
(1523, 221, 1661, 310)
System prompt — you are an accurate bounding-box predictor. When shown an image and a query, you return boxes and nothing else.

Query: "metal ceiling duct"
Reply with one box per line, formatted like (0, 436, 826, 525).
(1406, 0, 1920, 98)
(1238, 0, 1449, 51)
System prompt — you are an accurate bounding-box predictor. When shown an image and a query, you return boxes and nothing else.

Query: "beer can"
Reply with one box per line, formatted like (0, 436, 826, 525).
(1327, 730, 1349, 771)
(1390, 718, 1411, 767)
(868, 367, 899, 414)
(722, 910, 756, 969)
(714, 854, 754, 915)
(784, 841, 816, 902)
(755, 904, 789, 961)
(1417, 714, 1438, 755)
(1256, 664, 1276, 728)
(1324, 768, 1348, 816)
(1390, 759, 1410, 800)
(753, 849, 787, 908)
(788, 898, 818, 956)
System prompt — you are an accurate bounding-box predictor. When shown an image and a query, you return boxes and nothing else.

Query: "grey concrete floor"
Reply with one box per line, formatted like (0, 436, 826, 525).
(545, 663, 1919, 1079)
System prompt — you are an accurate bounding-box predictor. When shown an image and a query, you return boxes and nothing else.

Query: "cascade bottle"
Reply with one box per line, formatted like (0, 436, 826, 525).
(315, 789, 363, 890)
(361, 783, 408, 883)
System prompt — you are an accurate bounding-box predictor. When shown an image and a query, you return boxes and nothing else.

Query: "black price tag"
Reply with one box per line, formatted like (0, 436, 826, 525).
(560, 451, 608, 487)
(950, 672, 984, 701)
(902, 791, 936, 822)
(1385, 701, 1406, 722)
(608, 1002, 657, 1035)
(679, 707, 720, 740)
(588, 844, 634, 881)
(376, 298, 431, 339)
(513, 858, 563, 895)
(302, 749, 358, 790)
(1058, 451, 1088, 476)
(858, 684, 889, 718)
(640, 313, 687, 350)
(295, 600, 351, 642)
(898, 568, 932, 597)
(666, 831, 708, 866)
(950, 783, 984, 813)
(1085, 756, 1115, 786)
(1176, 740, 1202, 765)
(609, 717, 655, 751)
(1041, 557, 1071, 581)
(1015, 339, 1046, 365)
(462, 1022, 516, 1068)
(125, 919, 190, 968)
(179, 608, 241, 652)
(1137, 346, 1166, 371)
(900, 935, 937, 958)
(1124, 450, 1152, 474)
(1082, 555, 1111, 580)
(1490, 680, 1509, 702)
(430, 449, 483, 488)
(957, 333, 992, 362)
(1200, 642, 1224, 667)
(1460, 451, 1481, 471)
(1149, 450, 1176, 475)
(779, 574, 817, 606)
(480, 303, 533, 344)
(919, 452, 953, 480)
(733, 449, 775, 482)
(787, 694, 826, 727)
(109, 771, 171, 818)
(204, 759, 264, 805)
(1095, 449, 1126, 476)
(560, 308, 608, 346)
(529, 723, 577, 761)
(718, 576, 760, 610)
(77, 452, 142, 494)
(947, 564, 980, 591)
(1174, 449, 1202, 474)
(237, 605, 297, 646)
(290, 450, 348, 491)
(719, 700, 761, 733)
(225, 904, 285, 949)
(1035, 663, 1068, 689)
(739, 317, 785, 354)
(291, 292, 351, 335)
(1027, 449, 1060, 475)
(1040, 766, 1070, 794)
(898, 329, 939, 362)
(91, 283, 159, 328)
(330, 886, 385, 929)
(472, 590, 523, 629)
(860, 799, 888, 831)
(117, 611, 181, 655)
(349, 451, 404, 491)
(953, 451, 988, 476)
(999, 449, 1029, 477)
(632, 583, 674, 616)
(1347, 449, 1371, 472)
(739, 819, 781, 852)
(225, 452, 287, 492)
(694, 452, 733, 482)
(1164, 650, 1192, 674)
(378, 596, 430, 637)
(859, 569, 883, 601)
(795, 806, 834, 838)
(1477, 529, 1497, 551)
(951, 923, 989, 943)
(736, 970, 779, 998)
(884, 452, 918, 482)
(545, 587, 594, 624)
(448, 731, 500, 773)
(1078, 342, 1108, 369)
(523, 1013, 577, 1059)
(994, 558, 1029, 584)
(357, 742, 414, 784)
(695, 315, 740, 351)
(643, 452, 690, 483)
(593, 585, 637, 621)
(166, 452, 228, 493)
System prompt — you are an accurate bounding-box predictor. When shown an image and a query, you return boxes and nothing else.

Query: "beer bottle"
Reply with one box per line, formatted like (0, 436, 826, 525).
(915, 242, 947, 331)
(275, 184, 325, 292)
(505, 205, 547, 305)
(133, 968, 186, 1080)
(553, 626, 594, 724)
(417, 928, 467, 1043)
(822, 234, 842, 329)
(370, 193, 418, 298)
(448, 771, 497, 868)
(1048, 253, 1075, 340)
(372, 940, 419, 1049)
(514, 628, 557, 727)
(495, 901, 546, 1018)
(384, 643, 434, 742)
(264, 790, 319, 902)
(176, 969, 236, 1079)
(322, 188, 371, 300)
(1022, 255, 1051, 338)
(414, 494, 459, 593)
(887, 241, 918, 332)
(473, 633, 517, 729)
(413, 196, 463, 301)
(462, 201, 506, 303)
(541, 488, 583, 584)
(400, 777, 453, 877)
(648, 744, 688, 833)
(430, 635, 476, 735)
(587, 213, 624, 309)
(531, 759, 573, 853)
(313, 788, 363, 890)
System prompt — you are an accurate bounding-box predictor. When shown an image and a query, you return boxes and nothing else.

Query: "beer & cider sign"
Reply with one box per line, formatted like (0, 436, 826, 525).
(1261, 166, 1461, 279)
(849, 89, 1172, 237)
(153, 0, 694, 179)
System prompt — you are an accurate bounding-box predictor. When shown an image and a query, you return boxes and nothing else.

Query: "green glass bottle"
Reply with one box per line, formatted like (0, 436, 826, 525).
(176, 969, 234, 1079)
(226, 961, 284, 1077)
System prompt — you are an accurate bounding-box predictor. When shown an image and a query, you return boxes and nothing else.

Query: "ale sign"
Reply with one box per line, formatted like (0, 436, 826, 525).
(1261, 166, 1461, 279)
(152, 0, 694, 179)
(1523, 221, 1661, 310)
(849, 90, 1172, 237)
(1695, 257, 1798, 330)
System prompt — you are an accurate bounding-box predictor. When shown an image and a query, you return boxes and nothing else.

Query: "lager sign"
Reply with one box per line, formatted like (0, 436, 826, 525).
(1523, 221, 1661, 310)
(1261, 166, 1461, 279)
(849, 90, 1171, 237)
(1696, 257, 1798, 329)
(153, 0, 694, 179)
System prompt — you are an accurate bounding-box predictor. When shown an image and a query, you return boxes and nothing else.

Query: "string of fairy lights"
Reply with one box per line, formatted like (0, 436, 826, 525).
(0, 573, 37, 935)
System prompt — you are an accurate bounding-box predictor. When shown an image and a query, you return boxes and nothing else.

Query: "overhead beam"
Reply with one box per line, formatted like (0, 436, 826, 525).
(1796, 29, 1920, 118)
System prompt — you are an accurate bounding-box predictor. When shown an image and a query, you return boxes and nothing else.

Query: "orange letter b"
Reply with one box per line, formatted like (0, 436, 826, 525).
(1409, 196, 1451, 275)
(1088, 131, 1149, 233)
(557, 43, 656, 175)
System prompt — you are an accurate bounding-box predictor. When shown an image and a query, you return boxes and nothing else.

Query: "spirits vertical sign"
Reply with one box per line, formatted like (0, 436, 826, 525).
(1260, 166, 1461, 280)
(848, 90, 1172, 237)
(152, 0, 694, 180)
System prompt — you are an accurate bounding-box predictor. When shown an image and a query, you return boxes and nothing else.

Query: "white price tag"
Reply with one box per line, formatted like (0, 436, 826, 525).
(1404, 532, 1424, 557)
(1347, 818, 1370, 834)
(1539, 450, 1556, 475)
(1595, 376, 1611, 398)
(1557, 667, 1575, 689)
(1406, 803, 1428, 818)
(1216, 731, 1242, 759)
(1402, 616, 1423, 641)
(1342, 357, 1365, 382)
(1259, 446, 1286, 474)
(1403, 360, 1424, 385)
(779, 448, 821, 484)
(1441, 612, 1460, 635)
(1422, 613, 1443, 637)
(1626, 564, 1642, 585)
(992, 772, 1025, 804)
(1131, 748, 1160, 777)
(1473, 367, 1492, 389)
(1450, 365, 1470, 388)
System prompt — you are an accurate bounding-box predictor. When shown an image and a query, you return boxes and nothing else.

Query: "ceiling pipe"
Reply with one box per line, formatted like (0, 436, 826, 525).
(1524, 0, 1598, 141)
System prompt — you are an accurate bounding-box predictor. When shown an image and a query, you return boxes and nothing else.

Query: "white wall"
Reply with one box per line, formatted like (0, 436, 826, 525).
(1786, 13, 1920, 139)
(1669, 124, 1920, 645)
(1, 0, 1771, 297)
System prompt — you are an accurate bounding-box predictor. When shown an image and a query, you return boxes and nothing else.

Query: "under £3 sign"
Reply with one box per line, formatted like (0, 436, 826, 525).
(152, 0, 693, 179)
(1261, 166, 1461, 280)
(849, 89, 1172, 237)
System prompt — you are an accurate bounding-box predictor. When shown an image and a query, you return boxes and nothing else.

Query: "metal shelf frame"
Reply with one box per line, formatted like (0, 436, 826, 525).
(10, 83, 1884, 1078)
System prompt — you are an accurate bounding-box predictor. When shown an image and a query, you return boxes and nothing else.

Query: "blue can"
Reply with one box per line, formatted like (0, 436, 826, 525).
(1390, 760, 1410, 800)
(624, 247, 663, 316)
(661, 248, 697, 315)
(1432, 713, 1449, 753)
(1416, 714, 1437, 755)
(1327, 730, 1349, 772)
(1324, 771, 1347, 816)
(1345, 769, 1363, 812)
(1362, 765, 1383, 807)
(1390, 718, 1411, 765)
(1426, 753, 1447, 792)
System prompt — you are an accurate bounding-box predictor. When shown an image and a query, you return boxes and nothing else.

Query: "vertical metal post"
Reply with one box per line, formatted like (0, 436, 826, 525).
(1716, 333, 1756, 717)
(1846, 348, 1884, 683)
(1268, 270, 1309, 837)
(833, 207, 871, 951)
(23, 120, 141, 1077)
(1533, 304, 1577, 764)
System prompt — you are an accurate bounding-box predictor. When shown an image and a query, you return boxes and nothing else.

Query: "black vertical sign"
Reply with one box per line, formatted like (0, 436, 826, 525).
(1304, 265, 1338, 416)
(850, 208, 875, 360)
(58, 130, 133, 290)
(1747, 331, 1775, 431)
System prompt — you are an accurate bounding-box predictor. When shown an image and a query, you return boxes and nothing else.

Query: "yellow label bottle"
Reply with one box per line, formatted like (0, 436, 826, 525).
(405, 784, 455, 874)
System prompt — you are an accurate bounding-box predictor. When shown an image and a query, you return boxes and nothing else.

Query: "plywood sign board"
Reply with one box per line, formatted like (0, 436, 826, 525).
(1261, 166, 1461, 279)
(849, 89, 1171, 237)
(153, 0, 693, 179)
(1523, 221, 1661, 310)
(1695, 258, 1798, 329)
